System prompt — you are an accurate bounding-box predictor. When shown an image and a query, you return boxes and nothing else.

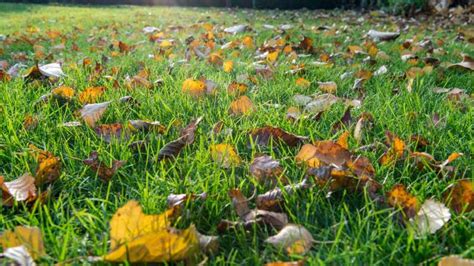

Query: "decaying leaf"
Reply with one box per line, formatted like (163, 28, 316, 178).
(250, 126, 308, 147)
(304, 94, 339, 114)
(29, 144, 61, 185)
(318, 81, 337, 94)
(158, 117, 202, 161)
(443, 179, 473, 213)
(387, 184, 419, 219)
(51, 86, 75, 102)
(447, 54, 474, 71)
(79, 101, 112, 127)
(83, 151, 125, 182)
(229, 95, 255, 115)
(210, 144, 241, 168)
(250, 155, 287, 186)
(265, 224, 313, 255)
(0, 174, 37, 206)
(167, 192, 207, 208)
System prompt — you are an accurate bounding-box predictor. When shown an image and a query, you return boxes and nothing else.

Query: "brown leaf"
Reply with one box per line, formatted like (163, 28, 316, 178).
(83, 151, 125, 182)
(250, 126, 308, 147)
(157, 117, 202, 161)
(447, 54, 474, 71)
(29, 144, 61, 185)
(94, 123, 129, 143)
(250, 155, 287, 186)
(438, 256, 474, 266)
(256, 179, 311, 211)
(443, 179, 473, 213)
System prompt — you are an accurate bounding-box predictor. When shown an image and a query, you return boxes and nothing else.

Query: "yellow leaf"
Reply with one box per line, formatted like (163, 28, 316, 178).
(1, 226, 45, 260)
(182, 78, 206, 97)
(223, 60, 233, 73)
(105, 225, 200, 263)
(295, 78, 310, 88)
(51, 86, 75, 102)
(109, 200, 178, 250)
(229, 95, 255, 116)
(267, 51, 279, 62)
(337, 131, 350, 149)
(79, 86, 105, 104)
(210, 144, 241, 168)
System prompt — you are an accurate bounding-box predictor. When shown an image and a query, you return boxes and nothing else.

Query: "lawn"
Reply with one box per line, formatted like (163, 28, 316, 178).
(0, 3, 473, 265)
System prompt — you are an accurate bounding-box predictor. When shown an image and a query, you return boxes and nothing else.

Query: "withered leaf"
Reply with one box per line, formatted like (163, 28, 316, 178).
(83, 151, 125, 182)
(250, 126, 308, 148)
(0, 174, 37, 206)
(387, 184, 419, 219)
(443, 179, 473, 213)
(79, 101, 112, 127)
(157, 117, 202, 161)
(250, 155, 287, 186)
(265, 224, 314, 255)
(210, 144, 241, 168)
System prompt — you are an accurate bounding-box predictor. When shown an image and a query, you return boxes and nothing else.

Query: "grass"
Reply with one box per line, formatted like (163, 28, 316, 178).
(0, 3, 473, 265)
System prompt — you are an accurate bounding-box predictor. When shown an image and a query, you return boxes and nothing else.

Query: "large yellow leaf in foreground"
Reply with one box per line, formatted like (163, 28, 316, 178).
(105, 224, 200, 263)
(105, 200, 200, 263)
(109, 200, 178, 250)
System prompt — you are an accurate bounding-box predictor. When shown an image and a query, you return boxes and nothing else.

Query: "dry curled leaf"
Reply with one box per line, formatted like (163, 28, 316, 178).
(0, 174, 37, 206)
(250, 155, 287, 186)
(158, 117, 202, 161)
(83, 151, 125, 182)
(250, 126, 308, 148)
(79, 101, 112, 127)
(167, 192, 207, 208)
(256, 179, 311, 211)
(265, 224, 314, 255)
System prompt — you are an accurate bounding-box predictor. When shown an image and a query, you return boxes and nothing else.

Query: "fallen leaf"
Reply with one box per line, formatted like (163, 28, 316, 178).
(387, 184, 419, 219)
(51, 86, 75, 102)
(167, 192, 207, 208)
(158, 117, 202, 160)
(83, 151, 125, 182)
(444, 179, 473, 213)
(79, 86, 105, 104)
(250, 155, 287, 186)
(318, 81, 337, 93)
(265, 224, 313, 255)
(447, 54, 474, 71)
(94, 123, 129, 143)
(438, 256, 474, 266)
(367, 30, 400, 41)
(229, 95, 255, 115)
(38, 62, 65, 79)
(79, 101, 112, 127)
(250, 126, 308, 147)
(0, 174, 37, 206)
(1, 226, 45, 261)
(210, 144, 241, 168)
(409, 199, 451, 236)
(380, 131, 405, 166)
